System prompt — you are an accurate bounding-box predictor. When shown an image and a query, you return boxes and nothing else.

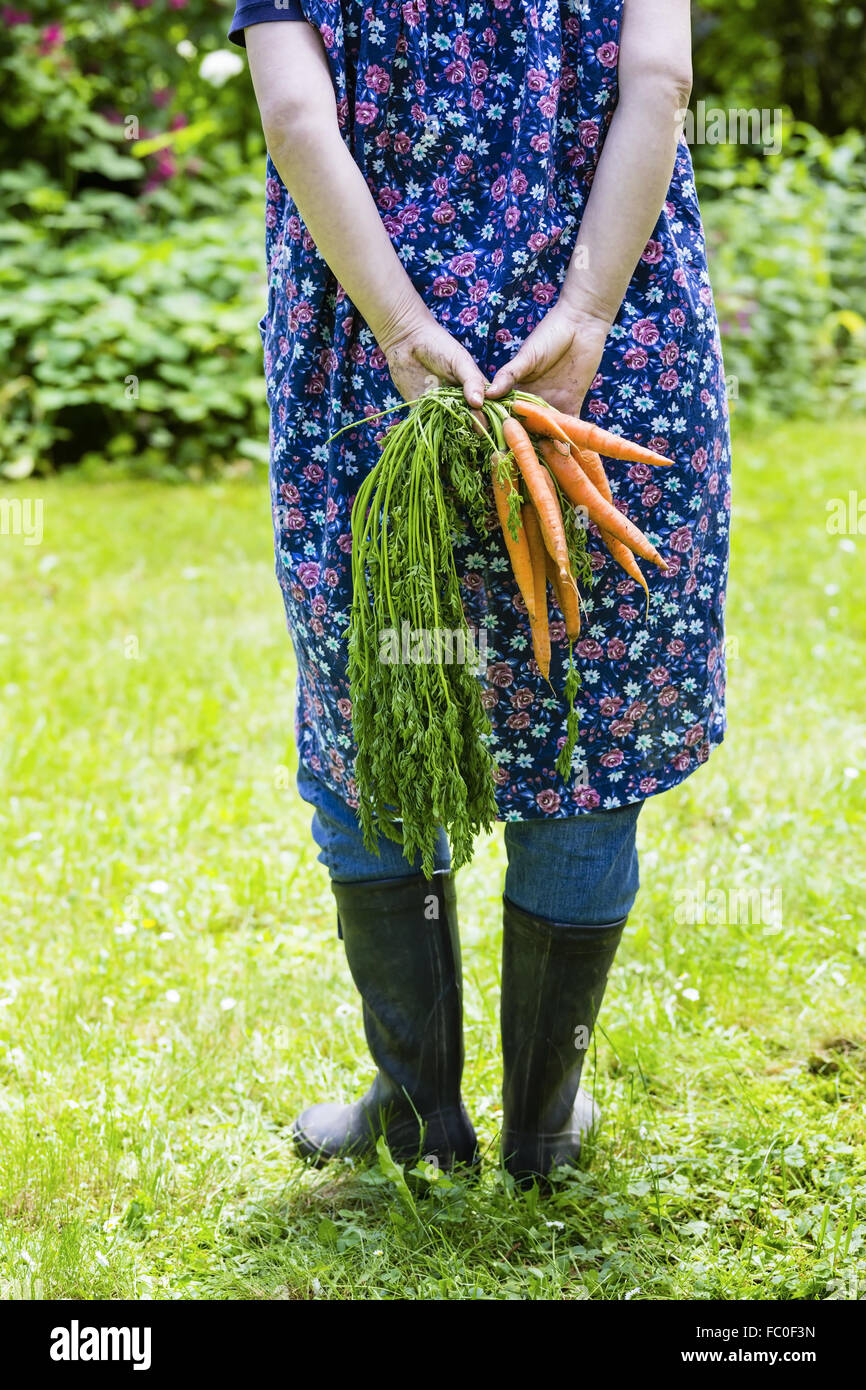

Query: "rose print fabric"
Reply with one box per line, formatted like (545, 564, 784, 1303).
(230, 0, 731, 820)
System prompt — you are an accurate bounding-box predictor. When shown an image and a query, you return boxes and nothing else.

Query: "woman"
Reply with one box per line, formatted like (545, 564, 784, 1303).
(228, 0, 730, 1183)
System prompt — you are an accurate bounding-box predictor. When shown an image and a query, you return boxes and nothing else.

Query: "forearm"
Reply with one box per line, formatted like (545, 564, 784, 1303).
(560, 0, 693, 325)
(246, 24, 427, 349)
(268, 121, 426, 347)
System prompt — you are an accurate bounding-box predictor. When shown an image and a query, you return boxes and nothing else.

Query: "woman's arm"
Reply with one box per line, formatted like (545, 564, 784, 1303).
(244, 23, 487, 407)
(486, 0, 693, 413)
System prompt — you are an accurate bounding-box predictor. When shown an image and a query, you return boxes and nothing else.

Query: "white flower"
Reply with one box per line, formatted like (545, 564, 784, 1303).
(176, 39, 196, 60)
(220, 997, 237, 1011)
(165, 989, 181, 1004)
(200, 50, 244, 87)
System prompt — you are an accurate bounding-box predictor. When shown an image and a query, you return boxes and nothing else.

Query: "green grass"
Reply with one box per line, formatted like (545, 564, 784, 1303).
(1, 419, 865, 1301)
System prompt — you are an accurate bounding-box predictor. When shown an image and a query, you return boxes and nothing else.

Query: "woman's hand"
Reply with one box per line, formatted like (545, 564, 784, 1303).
(378, 309, 489, 409)
(485, 301, 612, 415)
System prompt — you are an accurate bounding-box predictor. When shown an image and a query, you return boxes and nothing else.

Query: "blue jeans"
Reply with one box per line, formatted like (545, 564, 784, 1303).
(297, 763, 643, 926)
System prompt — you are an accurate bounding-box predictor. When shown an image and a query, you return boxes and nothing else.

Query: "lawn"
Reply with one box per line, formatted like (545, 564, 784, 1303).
(1, 419, 865, 1301)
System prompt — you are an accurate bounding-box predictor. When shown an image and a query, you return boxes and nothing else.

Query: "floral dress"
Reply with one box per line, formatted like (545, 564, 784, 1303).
(228, 0, 731, 820)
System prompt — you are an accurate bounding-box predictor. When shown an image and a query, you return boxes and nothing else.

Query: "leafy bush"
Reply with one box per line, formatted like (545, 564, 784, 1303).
(0, 2, 864, 477)
(0, 0, 270, 478)
(701, 127, 866, 421)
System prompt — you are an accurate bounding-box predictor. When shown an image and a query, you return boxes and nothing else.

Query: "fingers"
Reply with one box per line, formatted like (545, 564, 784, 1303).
(449, 344, 488, 410)
(486, 342, 538, 399)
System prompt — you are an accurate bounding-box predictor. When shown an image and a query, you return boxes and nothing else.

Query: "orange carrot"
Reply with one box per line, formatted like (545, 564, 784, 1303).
(572, 445, 613, 502)
(551, 409, 672, 467)
(541, 443, 668, 570)
(545, 550, 581, 641)
(502, 415, 571, 583)
(571, 447, 650, 612)
(491, 451, 536, 621)
(522, 502, 551, 681)
(510, 398, 574, 449)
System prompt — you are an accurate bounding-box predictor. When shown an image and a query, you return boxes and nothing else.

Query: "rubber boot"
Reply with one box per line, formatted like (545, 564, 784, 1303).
(291, 870, 480, 1172)
(500, 895, 626, 1183)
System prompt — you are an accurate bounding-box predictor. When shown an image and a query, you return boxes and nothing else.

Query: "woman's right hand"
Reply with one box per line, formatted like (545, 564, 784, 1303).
(378, 309, 489, 409)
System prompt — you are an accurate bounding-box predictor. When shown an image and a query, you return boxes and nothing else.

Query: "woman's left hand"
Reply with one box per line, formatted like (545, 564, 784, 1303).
(484, 301, 612, 416)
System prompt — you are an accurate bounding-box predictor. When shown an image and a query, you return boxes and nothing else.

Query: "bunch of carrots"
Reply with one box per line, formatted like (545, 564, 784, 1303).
(482, 390, 671, 680)
(342, 384, 672, 874)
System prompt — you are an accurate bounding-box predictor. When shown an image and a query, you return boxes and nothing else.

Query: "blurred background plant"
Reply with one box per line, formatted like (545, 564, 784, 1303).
(0, 0, 864, 478)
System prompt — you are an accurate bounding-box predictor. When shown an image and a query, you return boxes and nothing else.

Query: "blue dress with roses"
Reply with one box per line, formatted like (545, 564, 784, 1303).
(229, 0, 731, 820)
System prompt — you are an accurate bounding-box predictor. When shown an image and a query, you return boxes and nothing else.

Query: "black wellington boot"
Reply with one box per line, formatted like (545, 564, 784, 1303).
(291, 870, 480, 1172)
(500, 895, 627, 1184)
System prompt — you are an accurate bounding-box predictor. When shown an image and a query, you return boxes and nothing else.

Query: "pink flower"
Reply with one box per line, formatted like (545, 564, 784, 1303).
(491, 175, 508, 201)
(659, 369, 679, 391)
(432, 203, 455, 224)
(648, 666, 670, 687)
(470, 59, 488, 85)
(672, 751, 691, 771)
(691, 447, 708, 472)
(433, 274, 457, 297)
(511, 687, 534, 709)
(639, 776, 658, 794)
(454, 152, 473, 174)
(487, 662, 513, 688)
(667, 638, 686, 657)
(355, 102, 379, 125)
(2, 8, 32, 24)
(684, 723, 705, 747)
(632, 318, 659, 347)
(572, 786, 601, 809)
(628, 463, 652, 485)
(510, 168, 528, 194)
(449, 251, 476, 276)
(296, 563, 320, 590)
(610, 718, 635, 738)
(444, 59, 465, 84)
(365, 64, 391, 94)
(576, 639, 604, 660)
(597, 41, 619, 67)
(618, 604, 639, 622)
(660, 343, 679, 366)
(624, 347, 648, 369)
(641, 239, 664, 264)
(600, 750, 625, 768)
(669, 525, 693, 554)
(607, 637, 627, 660)
(504, 206, 520, 229)
(507, 711, 531, 730)
(536, 789, 562, 813)
(599, 697, 623, 718)
(526, 67, 547, 92)
(481, 689, 498, 711)
(642, 484, 662, 507)
(532, 281, 556, 305)
(578, 120, 600, 148)
(659, 685, 679, 707)
(668, 307, 686, 327)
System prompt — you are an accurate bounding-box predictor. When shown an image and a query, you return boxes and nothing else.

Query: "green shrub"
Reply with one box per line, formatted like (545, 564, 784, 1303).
(701, 126, 866, 421)
(0, 5, 864, 477)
